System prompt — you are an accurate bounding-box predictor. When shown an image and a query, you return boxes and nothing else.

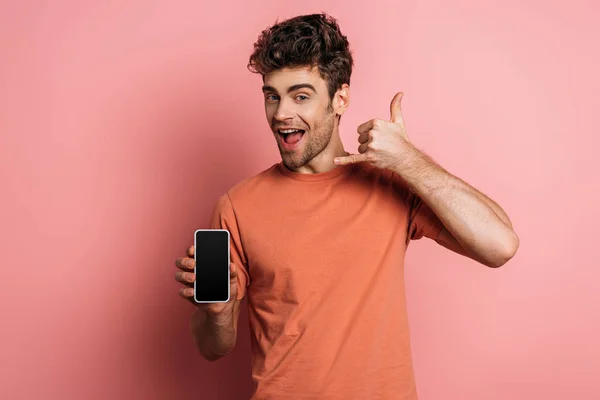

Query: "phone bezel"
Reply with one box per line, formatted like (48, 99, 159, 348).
(193, 229, 231, 303)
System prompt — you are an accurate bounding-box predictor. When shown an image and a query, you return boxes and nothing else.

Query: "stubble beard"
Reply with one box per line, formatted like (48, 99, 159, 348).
(280, 104, 336, 170)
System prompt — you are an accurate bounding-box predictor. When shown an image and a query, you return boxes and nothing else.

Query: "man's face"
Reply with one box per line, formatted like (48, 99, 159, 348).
(262, 66, 338, 170)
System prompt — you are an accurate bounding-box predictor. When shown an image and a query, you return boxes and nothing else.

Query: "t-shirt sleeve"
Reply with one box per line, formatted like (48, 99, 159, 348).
(391, 170, 444, 242)
(406, 191, 445, 241)
(208, 193, 250, 300)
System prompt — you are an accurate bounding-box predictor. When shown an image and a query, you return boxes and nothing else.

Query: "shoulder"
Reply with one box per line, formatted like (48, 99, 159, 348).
(212, 162, 281, 210)
(228, 163, 279, 195)
(209, 163, 278, 221)
(348, 163, 418, 213)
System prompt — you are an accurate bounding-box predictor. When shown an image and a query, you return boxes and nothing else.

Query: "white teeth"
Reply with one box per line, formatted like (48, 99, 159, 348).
(280, 129, 300, 134)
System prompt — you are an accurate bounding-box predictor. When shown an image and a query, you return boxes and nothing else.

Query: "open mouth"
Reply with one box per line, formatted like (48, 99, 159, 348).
(278, 129, 305, 145)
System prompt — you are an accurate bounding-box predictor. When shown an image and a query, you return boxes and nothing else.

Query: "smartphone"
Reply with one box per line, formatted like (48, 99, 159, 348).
(194, 229, 230, 303)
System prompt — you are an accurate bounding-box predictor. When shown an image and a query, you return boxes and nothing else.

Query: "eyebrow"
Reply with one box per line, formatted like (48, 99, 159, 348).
(261, 83, 317, 94)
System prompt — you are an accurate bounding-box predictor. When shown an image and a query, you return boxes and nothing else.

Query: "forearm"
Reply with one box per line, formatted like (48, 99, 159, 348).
(394, 146, 518, 261)
(189, 304, 238, 361)
(471, 185, 514, 229)
(422, 153, 513, 229)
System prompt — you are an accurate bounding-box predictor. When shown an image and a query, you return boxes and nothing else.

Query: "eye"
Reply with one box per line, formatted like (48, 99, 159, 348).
(265, 94, 279, 103)
(296, 95, 309, 101)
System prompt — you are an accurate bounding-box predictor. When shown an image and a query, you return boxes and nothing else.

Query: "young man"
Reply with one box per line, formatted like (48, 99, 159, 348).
(175, 13, 519, 400)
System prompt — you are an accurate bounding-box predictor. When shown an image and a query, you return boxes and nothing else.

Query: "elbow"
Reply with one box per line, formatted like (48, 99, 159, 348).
(203, 351, 226, 362)
(487, 230, 520, 268)
(198, 344, 234, 362)
(198, 338, 236, 362)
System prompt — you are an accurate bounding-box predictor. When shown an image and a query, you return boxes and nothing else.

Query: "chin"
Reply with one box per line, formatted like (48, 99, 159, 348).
(280, 151, 308, 170)
(281, 154, 302, 170)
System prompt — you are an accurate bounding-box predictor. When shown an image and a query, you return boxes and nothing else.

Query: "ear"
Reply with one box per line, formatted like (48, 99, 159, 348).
(332, 84, 350, 117)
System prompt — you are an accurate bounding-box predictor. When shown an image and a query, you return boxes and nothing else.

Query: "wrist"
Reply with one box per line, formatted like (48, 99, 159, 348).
(392, 145, 445, 195)
(391, 144, 422, 181)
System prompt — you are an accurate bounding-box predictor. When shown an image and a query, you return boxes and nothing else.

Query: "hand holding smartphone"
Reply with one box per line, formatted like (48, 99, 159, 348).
(175, 229, 238, 313)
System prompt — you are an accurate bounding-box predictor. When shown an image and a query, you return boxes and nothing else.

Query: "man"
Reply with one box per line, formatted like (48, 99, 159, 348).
(175, 13, 519, 400)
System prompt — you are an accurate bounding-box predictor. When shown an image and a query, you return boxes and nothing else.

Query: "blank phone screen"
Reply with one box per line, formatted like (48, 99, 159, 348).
(194, 229, 230, 302)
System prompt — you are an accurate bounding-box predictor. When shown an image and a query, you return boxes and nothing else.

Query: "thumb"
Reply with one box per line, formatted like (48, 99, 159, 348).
(230, 263, 243, 301)
(230, 262, 238, 279)
(389, 92, 404, 124)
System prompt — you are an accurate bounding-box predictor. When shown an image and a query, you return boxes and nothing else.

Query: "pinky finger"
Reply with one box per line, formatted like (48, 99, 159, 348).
(179, 287, 194, 298)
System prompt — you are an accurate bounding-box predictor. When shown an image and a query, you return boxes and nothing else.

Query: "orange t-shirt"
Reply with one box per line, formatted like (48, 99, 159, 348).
(209, 161, 444, 400)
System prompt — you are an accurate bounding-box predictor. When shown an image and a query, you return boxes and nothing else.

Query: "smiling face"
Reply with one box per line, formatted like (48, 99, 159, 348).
(262, 66, 348, 170)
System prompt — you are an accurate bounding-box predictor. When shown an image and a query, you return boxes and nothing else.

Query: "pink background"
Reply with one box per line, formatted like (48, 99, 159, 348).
(1, 0, 599, 399)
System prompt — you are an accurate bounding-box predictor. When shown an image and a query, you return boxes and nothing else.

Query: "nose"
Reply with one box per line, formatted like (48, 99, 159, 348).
(273, 98, 295, 122)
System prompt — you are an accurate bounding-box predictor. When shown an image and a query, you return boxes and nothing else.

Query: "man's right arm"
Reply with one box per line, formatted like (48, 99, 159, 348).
(189, 192, 249, 361)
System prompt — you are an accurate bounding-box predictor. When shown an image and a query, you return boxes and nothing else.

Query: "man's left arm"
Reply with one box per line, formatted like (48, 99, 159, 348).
(334, 92, 519, 268)
(392, 145, 519, 268)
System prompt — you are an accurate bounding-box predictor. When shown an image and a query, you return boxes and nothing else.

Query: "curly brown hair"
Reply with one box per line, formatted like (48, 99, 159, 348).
(247, 13, 354, 100)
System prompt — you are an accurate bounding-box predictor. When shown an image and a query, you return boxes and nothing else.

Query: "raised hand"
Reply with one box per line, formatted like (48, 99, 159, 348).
(334, 92, 411, 170)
